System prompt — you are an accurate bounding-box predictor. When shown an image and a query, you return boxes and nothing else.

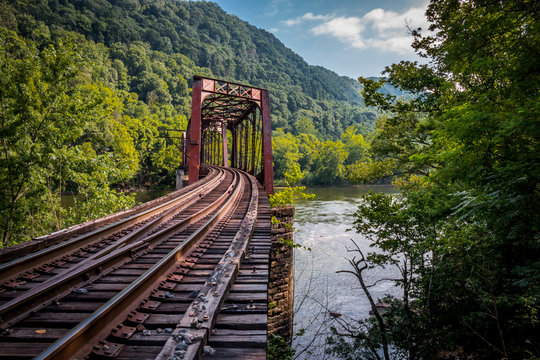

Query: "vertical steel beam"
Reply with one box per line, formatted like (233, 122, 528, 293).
(201, 133, 205, 164)
(213, 131, 216, 165)
(181, 131, 187, 169)
(240, 124, 244, 171)
(222, 121, 228, 167)
(189, 77, 273, 191)
(206, 131, 210, 164)
(231, 126, 237, 168)
(207, 133, 210, 164)
(251, 114, 256, 175)
(188, 78, 202, 184)
(257, 115, 262, 175)
(209, 131, 213, 165)
(235, 126, 238, 168)
(243, 121, 249, 173)
(261, 90, 274, 194)
(238, 125, 243, 170)
(213, 131, 217, 165)
(216, 131, 219, 165)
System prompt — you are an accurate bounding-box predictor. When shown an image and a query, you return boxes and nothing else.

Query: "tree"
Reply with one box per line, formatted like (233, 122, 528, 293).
(341, 126, 369, 165)
(309, 140, 348, 185)
(272, 128, 302, 183)
(5, 0, 381, 141)
(0, 29, 83, 245)
(333, 1, 540, 358)
(0, 28, 136, 246)
(295, 116, 316, 136)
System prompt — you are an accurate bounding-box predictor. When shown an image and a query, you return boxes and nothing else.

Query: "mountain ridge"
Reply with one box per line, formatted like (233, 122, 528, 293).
(2, 0, 379, 138)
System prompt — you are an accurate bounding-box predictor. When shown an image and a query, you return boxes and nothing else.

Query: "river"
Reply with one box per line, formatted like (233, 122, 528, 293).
(292, 186, 399, 359)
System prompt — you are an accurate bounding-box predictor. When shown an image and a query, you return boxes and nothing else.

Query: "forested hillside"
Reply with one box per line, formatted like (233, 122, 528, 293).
(1, 0, 377, 138)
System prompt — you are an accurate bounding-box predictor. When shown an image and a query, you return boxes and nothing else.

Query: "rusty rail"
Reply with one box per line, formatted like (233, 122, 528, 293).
(157, 172, 259, 359)
(0, 168, 234, 329)
(35, 169, 244, 359)
(0, 167, 224, 285)
(0, 166, 271, 360)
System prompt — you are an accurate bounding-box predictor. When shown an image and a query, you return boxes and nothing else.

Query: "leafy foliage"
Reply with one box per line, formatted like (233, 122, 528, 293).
(267, 333, 295, 360)
(269, 163, 314, 207)
(0, 28, 139, 246)
(0, 1, 397, 244)
(332, 0, 540, 359)
(272, 125, 372, 185)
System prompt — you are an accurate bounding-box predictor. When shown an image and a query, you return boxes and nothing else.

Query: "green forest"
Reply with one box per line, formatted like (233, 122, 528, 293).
(0, 0, 539, 358)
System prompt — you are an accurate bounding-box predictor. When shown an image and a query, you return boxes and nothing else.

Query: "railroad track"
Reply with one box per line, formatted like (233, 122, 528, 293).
(0, 166, 270, 359)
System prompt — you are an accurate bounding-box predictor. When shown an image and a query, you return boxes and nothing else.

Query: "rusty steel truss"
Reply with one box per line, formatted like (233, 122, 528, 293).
(186, 76, 274, 194)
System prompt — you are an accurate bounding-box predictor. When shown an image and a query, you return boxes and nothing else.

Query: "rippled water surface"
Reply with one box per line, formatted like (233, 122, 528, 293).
(292, 186, 398, 359)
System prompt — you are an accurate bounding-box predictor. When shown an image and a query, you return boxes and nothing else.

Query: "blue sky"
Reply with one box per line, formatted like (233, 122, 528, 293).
(204, 0, 430, 78)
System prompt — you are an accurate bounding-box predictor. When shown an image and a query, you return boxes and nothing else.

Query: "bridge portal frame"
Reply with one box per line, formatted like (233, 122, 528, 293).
(187, 76, 274, 194)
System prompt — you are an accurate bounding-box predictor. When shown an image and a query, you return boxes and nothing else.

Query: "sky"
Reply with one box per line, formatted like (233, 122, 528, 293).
(203, 0, 431, 79)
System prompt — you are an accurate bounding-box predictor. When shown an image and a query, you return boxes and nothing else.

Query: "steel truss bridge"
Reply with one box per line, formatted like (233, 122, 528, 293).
(186, 76, 273, 194)
(0, 77, 277, 359)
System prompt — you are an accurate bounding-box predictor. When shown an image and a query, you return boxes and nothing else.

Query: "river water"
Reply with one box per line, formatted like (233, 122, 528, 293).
(292, 186, 399, 359)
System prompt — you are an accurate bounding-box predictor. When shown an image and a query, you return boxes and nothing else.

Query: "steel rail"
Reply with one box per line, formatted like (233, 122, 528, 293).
(0, 168, 235, 328)
(0, 166, 218, 267)
(34, 167, 247, 360)
(156, 170, 259, 360)
(0, 167, 224, 284)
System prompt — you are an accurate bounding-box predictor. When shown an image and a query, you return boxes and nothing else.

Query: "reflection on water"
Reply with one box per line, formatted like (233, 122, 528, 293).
(293, 186, 399, 359)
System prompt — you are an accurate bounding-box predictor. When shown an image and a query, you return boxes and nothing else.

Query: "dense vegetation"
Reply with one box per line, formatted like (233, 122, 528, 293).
(0, 0, 378, 138)
(0, 0, 384, 246)
(272, 126, 371, 186)
(0, 27, 180, 246)
(327, 1, 539, 359)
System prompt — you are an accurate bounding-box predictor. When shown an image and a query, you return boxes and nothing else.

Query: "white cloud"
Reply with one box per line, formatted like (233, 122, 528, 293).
(267, 0, 290, 17)
(364, 6, 429, 35)
(312, 17, 365, 48)
(283, 2, 430, 54)
(368, 36, 414, 53)
(303, 12, 331, 21)
(284, 12, 330, 26)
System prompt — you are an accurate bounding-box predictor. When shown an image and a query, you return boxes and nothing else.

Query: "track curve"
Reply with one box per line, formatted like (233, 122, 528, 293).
(0, 166, 271, 360)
